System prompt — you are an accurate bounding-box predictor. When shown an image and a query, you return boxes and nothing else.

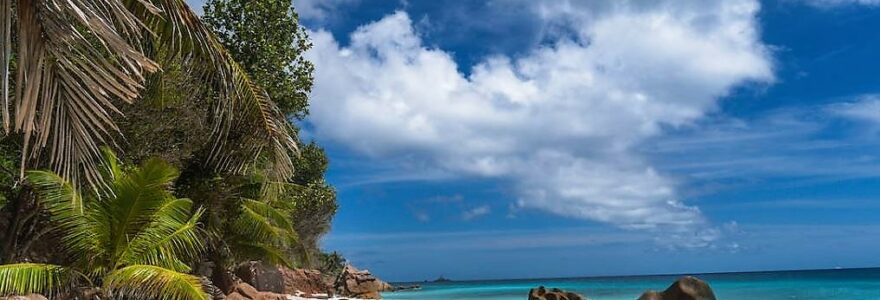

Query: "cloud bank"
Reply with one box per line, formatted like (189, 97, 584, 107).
(305, 0, 773, 244)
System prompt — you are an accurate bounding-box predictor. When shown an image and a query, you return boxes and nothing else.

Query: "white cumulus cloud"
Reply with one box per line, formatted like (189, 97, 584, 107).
(305, 0, 773, 245)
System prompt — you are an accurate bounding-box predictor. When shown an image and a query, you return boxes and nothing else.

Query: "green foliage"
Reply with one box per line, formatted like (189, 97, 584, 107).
(0, 136, 20, 210)
(318, 251, 346, 277)
(289, 182, 338, 266)
(229, 197, 299, 267)
(292, 142, 330, 185)
(0, 150, 207, 299)
(179, 173, 300, 269)
(0, 263, 81, 297)
(5, 0, 299, 187)
(197, 0, 339, 269)
(116, 60, 213, 170)
(104, 265, 208, 300)
(203, 0, 315, 119)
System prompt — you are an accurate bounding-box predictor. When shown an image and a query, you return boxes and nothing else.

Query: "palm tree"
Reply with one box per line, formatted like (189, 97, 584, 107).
(0, 0, 297, 188)
(0, 149, 208, 300)
(0, 0, 298, 265)
(183, 174, 301, 291)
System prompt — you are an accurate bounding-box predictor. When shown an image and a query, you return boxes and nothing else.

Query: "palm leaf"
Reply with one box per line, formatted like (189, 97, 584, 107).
(103, 265, 207, 300)
(230, 241, 294, 269)
(132, 0, 298, 180)
(100, 146, 124, 182)
(0, 0, 10, 132)
(106, 157, 180, 256)
(4, 0, 297, 191)
(26, 170, 106, 263)
(259, 180, 305, 207)
(0, 263, 80, 297)
(120, 199, 205, 272)
(8, 0, 161, 187)
(235, 198, 298, 245)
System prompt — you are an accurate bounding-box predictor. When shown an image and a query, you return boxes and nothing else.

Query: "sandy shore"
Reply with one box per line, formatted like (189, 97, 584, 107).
(286, 297, 363, 300)
(285, 293, 365, 300)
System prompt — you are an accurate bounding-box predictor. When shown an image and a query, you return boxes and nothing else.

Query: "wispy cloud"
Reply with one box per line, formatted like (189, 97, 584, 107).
(801, 0, 880, 8)
(461, 205, 491, 221)
(827, 94, 880, 124)
(428, 194, 464, 204)
(406, 194, 496, 223)
(295, 0, 361, 23)
(709, 198, 880, 210)
(645, 100, 880, 193)
(326, 223, 880, 280)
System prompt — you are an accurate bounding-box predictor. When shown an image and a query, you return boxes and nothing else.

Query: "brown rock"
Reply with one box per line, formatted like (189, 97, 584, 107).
(638, 291, 663, 300)
(253, 292, 288, 300)
(234, 261, 284, 293)
(225, 292, 249, 300)
(335, 265, 392, 299)
(638, 276, 716, 300)
(234, 282, 261, 300)
(280, 267, 335, 296)
(528, 286, 586, 300)
(212, 269, 239, 295)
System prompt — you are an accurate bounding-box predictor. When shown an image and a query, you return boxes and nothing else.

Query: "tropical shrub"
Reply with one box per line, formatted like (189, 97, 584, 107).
(0, 149, 207, 300)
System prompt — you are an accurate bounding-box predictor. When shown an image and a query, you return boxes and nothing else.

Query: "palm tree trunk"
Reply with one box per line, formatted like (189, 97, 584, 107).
(0, 188, 34, 263)
(1, 192, 23, 263)
(210, 250, 235, 294)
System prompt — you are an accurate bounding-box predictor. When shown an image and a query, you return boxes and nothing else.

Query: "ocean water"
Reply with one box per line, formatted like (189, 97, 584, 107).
(382, 268, 880, 299)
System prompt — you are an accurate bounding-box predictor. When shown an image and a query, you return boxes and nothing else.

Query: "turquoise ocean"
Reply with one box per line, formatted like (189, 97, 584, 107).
(382, 268, 880, 299)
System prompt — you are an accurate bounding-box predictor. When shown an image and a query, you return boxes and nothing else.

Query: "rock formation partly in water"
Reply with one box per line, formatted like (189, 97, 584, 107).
(335, 264, 394, 299)
(528, 286, 587, 300)
(227, 261, 401, 299)
(638, 276, 716, 300)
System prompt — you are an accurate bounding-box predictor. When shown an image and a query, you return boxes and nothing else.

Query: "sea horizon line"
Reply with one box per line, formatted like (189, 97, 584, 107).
(392, 265, 880, 285)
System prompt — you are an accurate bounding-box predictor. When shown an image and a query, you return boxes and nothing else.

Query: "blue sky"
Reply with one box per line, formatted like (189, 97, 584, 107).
(188, 0, 880, 281)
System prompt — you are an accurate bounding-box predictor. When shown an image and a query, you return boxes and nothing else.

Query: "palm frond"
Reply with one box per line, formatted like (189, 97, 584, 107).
(235, 198, 298, 245)
(1, 0, 11, 132)
(103, 265, 207, 300)
(120, 199, 204, 272)
(0, 263, 80, 297)
(9, 0, 161, 187)
(100, 146, 124, 182)
(132, 0, 298, 180)
(26, 170, 106, 261)
(5, 0, 298, 190)
(230, 242, 294, 269)
(259, 180, 305, 207)
(26, 170, 83, 215)
(106, 157, 180, 250)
